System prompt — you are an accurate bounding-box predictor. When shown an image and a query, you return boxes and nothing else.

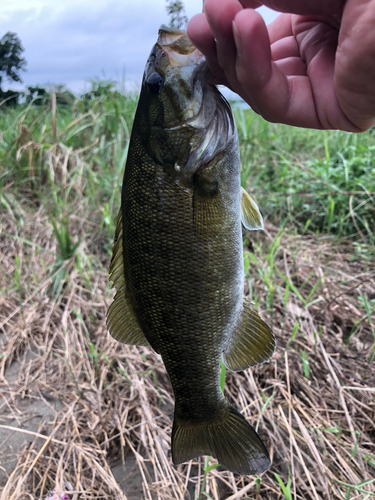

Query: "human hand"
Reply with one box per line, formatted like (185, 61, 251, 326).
(187, 0, 375, 132)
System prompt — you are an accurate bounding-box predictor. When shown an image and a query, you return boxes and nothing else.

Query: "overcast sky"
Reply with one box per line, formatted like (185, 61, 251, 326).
(0, 1, 279, 96)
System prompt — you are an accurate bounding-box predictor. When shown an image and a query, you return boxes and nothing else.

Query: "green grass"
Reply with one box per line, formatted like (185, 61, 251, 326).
(2, 89, 374, 252)
(0, 85, 137, 238)
(274, 473, 292, 500)
(1, 84, 374, 500)
(233, 104, 375, 243)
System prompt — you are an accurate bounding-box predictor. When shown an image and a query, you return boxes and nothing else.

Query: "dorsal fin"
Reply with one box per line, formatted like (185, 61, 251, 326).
(240, 187, 263, 230)
(107, 209, 152, 349)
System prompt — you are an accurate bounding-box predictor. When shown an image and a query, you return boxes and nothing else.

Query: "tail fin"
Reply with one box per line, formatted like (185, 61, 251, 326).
(171, 405, 270, 475)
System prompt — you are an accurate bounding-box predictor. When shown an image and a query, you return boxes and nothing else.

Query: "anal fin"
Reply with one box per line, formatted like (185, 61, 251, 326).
(106, 208, 152, 349)
(223, 300, 275, 372)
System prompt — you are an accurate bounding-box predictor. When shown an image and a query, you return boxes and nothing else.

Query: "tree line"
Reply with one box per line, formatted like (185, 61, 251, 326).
(0, 2, 188, 106)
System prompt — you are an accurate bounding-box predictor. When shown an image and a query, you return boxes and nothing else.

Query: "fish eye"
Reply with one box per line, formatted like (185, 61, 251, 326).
(147, 72, 164, 95)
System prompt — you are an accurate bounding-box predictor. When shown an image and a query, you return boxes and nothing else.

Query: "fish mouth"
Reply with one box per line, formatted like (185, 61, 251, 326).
(156, 24, 211, 82)
(157, 25, 196, 56)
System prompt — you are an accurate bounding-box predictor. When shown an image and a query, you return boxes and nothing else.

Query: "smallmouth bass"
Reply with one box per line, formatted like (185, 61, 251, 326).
(107, 25, 275, 475)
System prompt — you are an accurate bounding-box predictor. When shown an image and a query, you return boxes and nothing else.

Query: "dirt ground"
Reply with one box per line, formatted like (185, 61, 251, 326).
(1, 210, 374, 499)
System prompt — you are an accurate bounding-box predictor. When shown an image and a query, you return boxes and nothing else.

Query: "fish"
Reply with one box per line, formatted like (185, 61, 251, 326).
(107, 25, 275, 475)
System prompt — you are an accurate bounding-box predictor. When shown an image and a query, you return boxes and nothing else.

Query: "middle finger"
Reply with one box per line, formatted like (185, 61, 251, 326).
(204, 0, 243, 86)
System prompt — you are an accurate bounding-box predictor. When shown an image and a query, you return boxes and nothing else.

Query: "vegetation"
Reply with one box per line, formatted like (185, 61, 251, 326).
(0, 31, 26, 105)
(165, 0, 188, 29)
(235, 106, 375, 244)
(0, 86, 374, 499)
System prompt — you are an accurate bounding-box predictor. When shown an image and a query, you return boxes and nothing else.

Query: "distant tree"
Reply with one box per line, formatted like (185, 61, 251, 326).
(24, 85, 75, 107)
(0, 32, 26, 87)
(81, 80, 120, 102)
(49, 84, 76, 106)
(25, 85, 48, 105)
(80, 80, 122, 113)
(0, 32, 26, 105)
(165, 1, 188, 30)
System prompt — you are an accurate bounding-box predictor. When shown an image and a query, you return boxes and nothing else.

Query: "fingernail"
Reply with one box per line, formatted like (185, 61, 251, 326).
(232, 21, 242, 58)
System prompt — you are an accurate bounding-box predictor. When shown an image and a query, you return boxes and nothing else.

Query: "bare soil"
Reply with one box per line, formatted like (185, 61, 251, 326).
(1, 210, 374, 499)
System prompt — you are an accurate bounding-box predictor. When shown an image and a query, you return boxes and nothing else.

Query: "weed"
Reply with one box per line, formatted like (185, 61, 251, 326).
(1, 85, 374, 500)
(235, 107, 375, 242)
(274, 473, 292, 500)
(301, 350, 310, 379)
(220, 359, 226, 394)
(199, 456, 220, 500)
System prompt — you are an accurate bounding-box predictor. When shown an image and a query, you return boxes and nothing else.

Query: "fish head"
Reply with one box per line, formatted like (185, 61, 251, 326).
(136, 26, 234, 175)
(142, 25, 211, 129)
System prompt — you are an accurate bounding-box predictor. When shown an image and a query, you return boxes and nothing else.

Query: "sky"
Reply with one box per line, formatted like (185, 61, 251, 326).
(0, 0, 279, 96)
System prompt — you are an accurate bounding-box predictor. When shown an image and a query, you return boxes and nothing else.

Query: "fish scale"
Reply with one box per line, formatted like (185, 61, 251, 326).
(107, 25, 276, 475)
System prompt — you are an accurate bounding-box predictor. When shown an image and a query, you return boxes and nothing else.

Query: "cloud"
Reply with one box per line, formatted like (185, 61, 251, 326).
(1, 1, 189, 91)
(0, 0, 278, 94)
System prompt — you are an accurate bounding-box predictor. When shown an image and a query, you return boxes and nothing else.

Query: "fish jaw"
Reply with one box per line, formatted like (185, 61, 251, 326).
(156, 24, 209, 73)
(141, 26, 212, 131)
(145, 24, 210, 88)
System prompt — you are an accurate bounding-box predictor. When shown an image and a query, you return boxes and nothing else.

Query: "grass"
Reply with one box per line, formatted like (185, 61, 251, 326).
(0, 85, 374, 499)
(234, 104, 375, 243)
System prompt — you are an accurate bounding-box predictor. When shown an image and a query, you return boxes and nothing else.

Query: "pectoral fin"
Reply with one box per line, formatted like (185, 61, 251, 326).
(240, 187, 263, 230)
(223, 300, 275, 372)
(107, 209, 152, 349)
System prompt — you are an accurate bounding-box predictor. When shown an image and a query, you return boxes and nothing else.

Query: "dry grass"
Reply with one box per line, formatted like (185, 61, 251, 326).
(1, 201, 374, 499)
